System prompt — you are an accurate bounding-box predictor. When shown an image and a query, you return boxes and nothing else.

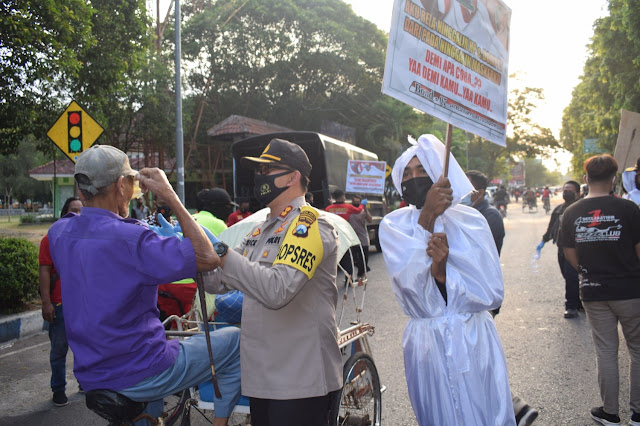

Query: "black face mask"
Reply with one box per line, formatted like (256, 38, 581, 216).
(401, 176, 433, 207)
(240, 207, 249, 213)
(253, 171, 291, 206)
(352, 202, 360, 208)
(563, 191, 575, 203)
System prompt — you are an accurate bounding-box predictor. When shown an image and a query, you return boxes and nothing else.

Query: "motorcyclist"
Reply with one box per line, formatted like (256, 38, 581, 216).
(493, 185, 509, 214)
(542, 186, 551, 211)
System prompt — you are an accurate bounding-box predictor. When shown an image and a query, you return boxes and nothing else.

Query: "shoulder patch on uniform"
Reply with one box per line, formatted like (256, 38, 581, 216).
(252, 228, 261, 237)
(292, 209, 317, 238)
(273, 206, 324, 279)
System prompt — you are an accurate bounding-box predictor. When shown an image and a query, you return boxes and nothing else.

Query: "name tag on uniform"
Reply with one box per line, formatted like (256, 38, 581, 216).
(273, 206, 324, 279)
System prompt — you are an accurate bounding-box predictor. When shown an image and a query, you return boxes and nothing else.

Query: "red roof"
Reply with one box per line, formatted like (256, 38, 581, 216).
(207, 115, 292, 138)
(29, 153, 175, 180)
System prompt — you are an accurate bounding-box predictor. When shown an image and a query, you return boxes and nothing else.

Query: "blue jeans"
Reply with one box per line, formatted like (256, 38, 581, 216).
(49, 304, 69, 393)
(119, 326, 241, 423)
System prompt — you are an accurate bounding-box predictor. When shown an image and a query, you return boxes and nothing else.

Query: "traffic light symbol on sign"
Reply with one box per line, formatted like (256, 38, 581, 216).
(47, 101, 103, 163)
(68, 111, 83, 153)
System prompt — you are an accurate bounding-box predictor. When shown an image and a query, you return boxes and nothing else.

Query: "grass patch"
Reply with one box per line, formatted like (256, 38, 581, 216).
(0, 218, 51, 245)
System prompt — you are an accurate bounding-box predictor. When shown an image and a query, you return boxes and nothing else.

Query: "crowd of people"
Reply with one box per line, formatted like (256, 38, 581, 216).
(36, 138, 639, 426)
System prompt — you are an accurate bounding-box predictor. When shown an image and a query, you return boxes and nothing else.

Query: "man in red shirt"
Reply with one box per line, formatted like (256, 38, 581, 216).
(226, 198, 251, 227)
(325, 189, 366, 220)
(39, 197, 83, 407)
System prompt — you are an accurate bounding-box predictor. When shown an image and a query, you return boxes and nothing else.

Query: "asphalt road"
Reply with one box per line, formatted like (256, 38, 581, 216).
(0, 196, 632, 425)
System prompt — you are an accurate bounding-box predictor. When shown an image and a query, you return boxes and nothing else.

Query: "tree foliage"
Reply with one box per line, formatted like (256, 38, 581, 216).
(0, 136, 51, 206)
(0, 0, 166, 158)
(467, 85, 559, 180)
(524, 158, 562, 188)
(175, 0, 424, 164)
(561, 0, 640, 175)
(0, 0, 94, 155)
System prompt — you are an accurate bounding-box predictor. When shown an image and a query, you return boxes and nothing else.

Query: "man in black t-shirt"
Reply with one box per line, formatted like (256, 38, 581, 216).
(538, 180, 582, 318)
(557, 154, 640, 426)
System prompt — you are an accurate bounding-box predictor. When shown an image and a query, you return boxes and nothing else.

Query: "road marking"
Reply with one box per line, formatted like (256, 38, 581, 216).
(0, 341, 49, 359)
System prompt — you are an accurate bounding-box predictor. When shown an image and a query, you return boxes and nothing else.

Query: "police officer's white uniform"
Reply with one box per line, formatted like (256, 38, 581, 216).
(204, 195, 342, 399)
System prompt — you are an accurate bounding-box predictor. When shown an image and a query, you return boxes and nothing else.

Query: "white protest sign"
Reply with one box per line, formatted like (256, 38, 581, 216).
(345, 160, 387, 195)
(383, 0, 511, 146)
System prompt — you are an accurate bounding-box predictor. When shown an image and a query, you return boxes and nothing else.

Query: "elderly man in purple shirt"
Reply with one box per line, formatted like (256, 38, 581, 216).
(47, 145, 240, 426)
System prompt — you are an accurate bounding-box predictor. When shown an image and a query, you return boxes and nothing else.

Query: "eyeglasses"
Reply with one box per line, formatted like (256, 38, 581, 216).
(256, 165, 294, 175)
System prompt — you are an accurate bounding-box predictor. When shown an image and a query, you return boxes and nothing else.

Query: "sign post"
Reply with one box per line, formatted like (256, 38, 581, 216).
(47, 101, 104, 163)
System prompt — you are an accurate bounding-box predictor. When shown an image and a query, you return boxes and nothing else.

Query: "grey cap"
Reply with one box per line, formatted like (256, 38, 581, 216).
(75, 145, 137, 195)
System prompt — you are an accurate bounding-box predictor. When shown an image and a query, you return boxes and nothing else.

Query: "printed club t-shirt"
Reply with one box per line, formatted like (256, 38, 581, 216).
(557, 196, 640, 301)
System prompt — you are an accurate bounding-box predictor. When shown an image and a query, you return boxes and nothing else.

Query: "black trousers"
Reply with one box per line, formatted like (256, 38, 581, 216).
(249, 390, 339, 426)
(557, 248, 581, 309)
(351, 245, 370, 277)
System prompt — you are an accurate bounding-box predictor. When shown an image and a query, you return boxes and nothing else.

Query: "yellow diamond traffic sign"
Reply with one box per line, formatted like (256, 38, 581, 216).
(385, 164, 392, 178)
(47, 101, 104, 163)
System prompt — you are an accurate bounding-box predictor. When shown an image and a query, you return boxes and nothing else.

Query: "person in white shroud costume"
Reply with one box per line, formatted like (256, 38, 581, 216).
(379, 134, 515, 426)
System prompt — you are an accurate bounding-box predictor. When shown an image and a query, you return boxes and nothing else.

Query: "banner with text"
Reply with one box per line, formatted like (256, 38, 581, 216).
(345, 160, 387, 195)
(383, 0, 511, 146)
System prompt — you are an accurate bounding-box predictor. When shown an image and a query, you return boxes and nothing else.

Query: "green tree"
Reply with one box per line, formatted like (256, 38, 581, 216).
(523, 158, 560, 188)
(0, 136, 50, 210)
(175, 0, 397, 155)
(561, 0, 640, 175)
(0, 0, 95, 155)
(467, 85, 559, 180)
(66, 0, 162, 153)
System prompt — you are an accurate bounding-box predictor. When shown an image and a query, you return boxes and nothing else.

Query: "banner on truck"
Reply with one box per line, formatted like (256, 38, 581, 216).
(382, 0, 511, 146)
(345, 160, 387, 195)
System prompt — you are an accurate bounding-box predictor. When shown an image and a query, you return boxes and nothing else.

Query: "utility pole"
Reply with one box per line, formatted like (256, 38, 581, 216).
(175, 0, 185, 204)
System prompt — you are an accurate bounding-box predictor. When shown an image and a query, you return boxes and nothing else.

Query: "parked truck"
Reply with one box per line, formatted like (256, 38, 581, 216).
(231, 131, 387, 251)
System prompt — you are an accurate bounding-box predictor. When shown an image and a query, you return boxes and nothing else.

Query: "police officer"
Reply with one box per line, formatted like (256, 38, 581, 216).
(203, 138, 342, 426)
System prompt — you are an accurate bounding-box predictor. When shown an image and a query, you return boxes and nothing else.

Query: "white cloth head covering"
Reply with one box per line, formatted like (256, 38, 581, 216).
(391, 134, 474, 206)
(622, 168, 636, 194)
(621, 168, 640, 205)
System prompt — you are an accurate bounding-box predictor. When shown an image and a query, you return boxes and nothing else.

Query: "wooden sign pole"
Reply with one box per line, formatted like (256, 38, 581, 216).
(443, 123, 453, 177)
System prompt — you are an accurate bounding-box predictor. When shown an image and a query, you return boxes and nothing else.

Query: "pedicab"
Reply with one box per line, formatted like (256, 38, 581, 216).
(160, 207, 382, 426)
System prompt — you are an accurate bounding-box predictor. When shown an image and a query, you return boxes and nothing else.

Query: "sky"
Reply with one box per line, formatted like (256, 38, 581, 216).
(344, 0, 610, 172)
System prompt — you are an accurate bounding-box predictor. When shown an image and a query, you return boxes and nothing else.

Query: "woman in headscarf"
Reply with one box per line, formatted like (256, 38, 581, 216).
(379, 134, 514, 425)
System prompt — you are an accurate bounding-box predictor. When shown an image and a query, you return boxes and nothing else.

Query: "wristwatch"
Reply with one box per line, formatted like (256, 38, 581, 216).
(213, 241, 229, 258)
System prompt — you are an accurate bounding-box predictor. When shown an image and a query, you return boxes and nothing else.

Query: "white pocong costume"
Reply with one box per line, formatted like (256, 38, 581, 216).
(622, 168, 640, 205)
(380, 135, 514, 425)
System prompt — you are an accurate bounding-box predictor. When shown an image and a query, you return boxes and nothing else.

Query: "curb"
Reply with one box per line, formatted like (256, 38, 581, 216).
(0, 311, 47, 344)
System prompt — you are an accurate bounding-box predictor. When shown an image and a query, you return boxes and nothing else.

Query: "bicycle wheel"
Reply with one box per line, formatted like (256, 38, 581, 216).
(164, 389, 192, 426)
(164, 389, 251, 426)
(335, 352, 381, 426)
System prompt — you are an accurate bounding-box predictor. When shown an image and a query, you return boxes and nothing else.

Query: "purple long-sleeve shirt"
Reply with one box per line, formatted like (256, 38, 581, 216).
(47, 207, 196, 391)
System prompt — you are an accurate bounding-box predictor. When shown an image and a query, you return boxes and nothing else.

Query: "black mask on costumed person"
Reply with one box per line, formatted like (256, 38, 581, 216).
(401, 176, 434, 208)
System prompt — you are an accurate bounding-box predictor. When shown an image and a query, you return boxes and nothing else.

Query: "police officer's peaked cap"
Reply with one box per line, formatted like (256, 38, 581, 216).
(241, 138, 312, 178)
